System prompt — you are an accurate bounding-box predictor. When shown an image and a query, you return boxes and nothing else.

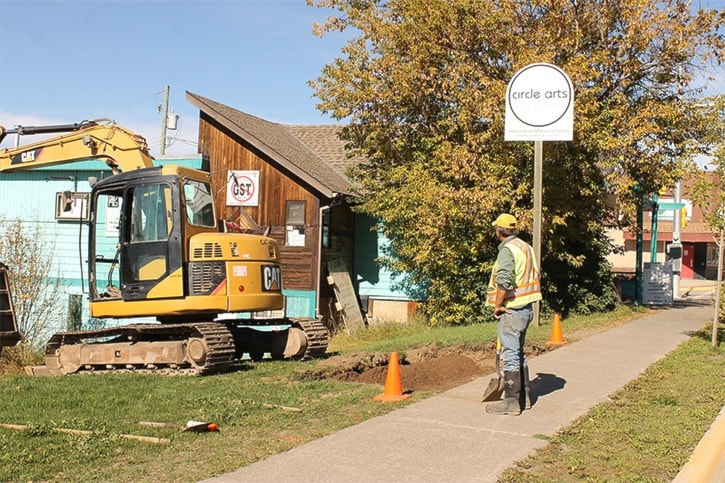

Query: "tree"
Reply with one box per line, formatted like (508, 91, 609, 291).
(309, 0, 724, 323)
(690, 94, 725, 345)
(0, 218, 66, 349)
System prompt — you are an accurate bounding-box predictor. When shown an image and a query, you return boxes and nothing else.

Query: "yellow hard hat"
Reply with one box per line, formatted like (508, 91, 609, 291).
(492, 213, 517, 229)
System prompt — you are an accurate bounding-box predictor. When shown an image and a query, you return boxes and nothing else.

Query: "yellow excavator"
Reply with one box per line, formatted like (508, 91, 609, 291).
(0, 119, 327, 375)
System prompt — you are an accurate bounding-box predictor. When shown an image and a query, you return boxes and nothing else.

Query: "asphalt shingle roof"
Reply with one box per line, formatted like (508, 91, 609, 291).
(186, 91, 360, 199)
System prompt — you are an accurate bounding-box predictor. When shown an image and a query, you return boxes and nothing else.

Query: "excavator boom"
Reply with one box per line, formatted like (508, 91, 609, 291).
(0, 119, 153, 173)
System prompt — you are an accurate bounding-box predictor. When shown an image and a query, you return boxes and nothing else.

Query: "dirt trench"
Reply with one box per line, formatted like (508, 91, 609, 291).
(301, 341, 554, 393)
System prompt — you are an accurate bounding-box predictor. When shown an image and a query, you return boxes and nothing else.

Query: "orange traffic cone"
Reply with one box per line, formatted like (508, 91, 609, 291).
(546, 313, 568, 346)
(374, 352, 411, 402)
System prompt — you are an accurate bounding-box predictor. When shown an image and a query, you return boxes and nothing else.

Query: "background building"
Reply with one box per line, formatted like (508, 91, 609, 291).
(607, 172, 723, 282)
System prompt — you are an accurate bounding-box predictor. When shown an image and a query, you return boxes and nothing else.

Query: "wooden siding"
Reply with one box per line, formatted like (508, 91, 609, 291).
(198, 115, 321, 291)
(0, 170, 93, 285)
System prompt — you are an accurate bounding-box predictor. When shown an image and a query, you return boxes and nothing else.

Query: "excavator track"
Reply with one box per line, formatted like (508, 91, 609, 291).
(226, 317, 329, 361)
(41, 322, 235, 376)
(291, 318, 329, 359)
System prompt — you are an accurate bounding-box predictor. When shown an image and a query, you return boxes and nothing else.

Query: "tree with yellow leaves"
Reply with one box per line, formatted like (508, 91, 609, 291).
(309, 0, 724, 322)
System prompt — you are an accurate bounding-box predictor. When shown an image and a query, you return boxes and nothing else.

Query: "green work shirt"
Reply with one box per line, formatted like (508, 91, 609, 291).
(495, 236, 518, 290)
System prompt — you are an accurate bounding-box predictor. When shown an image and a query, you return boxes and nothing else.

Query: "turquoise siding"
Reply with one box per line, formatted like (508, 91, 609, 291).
(284, 289, 316, 318)
(0, 156, 203, 333)
(354, 214, 411, 301)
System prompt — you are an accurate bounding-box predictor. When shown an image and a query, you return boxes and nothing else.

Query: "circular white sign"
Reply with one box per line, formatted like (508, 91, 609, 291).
(504, 63, 574, 141)
(507, 64, 573, 127)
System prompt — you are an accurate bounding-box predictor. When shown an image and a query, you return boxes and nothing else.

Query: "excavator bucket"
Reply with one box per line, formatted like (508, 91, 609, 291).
(0, 263, 21, 355)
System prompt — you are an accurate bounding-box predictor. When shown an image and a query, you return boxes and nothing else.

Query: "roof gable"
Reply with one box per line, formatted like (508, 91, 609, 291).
(186, 91, 359, 199)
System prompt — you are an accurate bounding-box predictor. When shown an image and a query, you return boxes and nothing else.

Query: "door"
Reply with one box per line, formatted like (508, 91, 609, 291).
(120, 182, 183, 299)
(681, 243, 695, 279)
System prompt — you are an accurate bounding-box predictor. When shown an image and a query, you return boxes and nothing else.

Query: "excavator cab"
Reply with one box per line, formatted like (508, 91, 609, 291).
(29, 164, 297, 375)
(88, 164, 285, 321)
(90, 169, 185, 306)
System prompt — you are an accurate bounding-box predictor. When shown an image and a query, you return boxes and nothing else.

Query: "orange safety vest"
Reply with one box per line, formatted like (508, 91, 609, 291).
(486, 238, 542, 308)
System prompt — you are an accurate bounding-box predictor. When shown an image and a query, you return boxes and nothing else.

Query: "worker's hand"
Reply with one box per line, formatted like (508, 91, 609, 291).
(493, 306, 510, 318)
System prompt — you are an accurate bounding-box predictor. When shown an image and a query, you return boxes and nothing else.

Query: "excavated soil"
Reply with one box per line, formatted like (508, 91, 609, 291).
(301, 341, 555, 392)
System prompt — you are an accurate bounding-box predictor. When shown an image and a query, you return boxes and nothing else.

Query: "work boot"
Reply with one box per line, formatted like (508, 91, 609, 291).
(521, 366, 531, 410)
(486, 370, 522, 416)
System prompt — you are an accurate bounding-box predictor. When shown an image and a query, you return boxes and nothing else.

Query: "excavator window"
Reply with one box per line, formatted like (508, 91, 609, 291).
(130, 185, 171, 243)
(91, 192, 123, 299)
(183, 178, 215, 228)
(127, 184, 172, 282)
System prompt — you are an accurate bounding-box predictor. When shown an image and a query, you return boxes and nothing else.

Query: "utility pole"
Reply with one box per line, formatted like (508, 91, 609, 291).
(159, 85, 170, 156)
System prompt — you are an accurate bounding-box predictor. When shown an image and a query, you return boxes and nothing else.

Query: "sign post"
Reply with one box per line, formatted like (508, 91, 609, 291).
(505, 63, 574, 325)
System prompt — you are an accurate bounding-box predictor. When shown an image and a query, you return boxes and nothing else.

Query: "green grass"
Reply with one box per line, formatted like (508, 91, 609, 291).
(499, 327, 725, 481)
(329, 304, 648, 355)
(0, 304, 720, 482)
(0, 360, 397, 482)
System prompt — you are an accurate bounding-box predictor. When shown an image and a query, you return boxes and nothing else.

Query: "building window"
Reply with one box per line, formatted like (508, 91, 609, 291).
(286, 200, 305, 247)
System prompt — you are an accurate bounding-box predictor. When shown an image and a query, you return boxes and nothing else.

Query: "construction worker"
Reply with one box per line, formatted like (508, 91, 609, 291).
(486, 213, 542, 415)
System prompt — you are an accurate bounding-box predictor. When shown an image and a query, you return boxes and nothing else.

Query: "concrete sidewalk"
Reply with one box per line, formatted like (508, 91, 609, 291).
(205, 302, 716, 483)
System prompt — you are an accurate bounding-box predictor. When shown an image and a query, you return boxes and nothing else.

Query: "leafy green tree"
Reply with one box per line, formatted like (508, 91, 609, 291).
(309, 0, 724, 323)
(0, 218, 66, 349)
(690, 94, 724, 343)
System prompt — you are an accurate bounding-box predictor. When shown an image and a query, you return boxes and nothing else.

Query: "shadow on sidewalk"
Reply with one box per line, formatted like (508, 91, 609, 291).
(530, 372, 566, 406)
(673, 299, 713, 308)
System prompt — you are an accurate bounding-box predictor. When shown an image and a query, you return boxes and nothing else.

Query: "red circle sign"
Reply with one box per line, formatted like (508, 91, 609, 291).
(230, 175, 255, 203)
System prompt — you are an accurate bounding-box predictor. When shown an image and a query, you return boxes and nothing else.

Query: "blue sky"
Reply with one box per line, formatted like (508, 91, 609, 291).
(1, 0, 723, 158)
(0, 0, 350, 155)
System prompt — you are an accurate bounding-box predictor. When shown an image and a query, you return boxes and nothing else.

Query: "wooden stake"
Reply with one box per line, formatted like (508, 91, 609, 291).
(263, 403, 302, 412)
(120, 419, 183, 429)
(0, 423, 169, 444)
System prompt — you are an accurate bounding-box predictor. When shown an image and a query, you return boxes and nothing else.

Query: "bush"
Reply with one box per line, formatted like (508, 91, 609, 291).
(0, 343, 43, 375)
(0, 218, 67, 349)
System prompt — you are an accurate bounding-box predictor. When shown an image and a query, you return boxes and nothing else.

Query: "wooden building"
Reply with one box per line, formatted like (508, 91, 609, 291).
(186, 92, 409, 329)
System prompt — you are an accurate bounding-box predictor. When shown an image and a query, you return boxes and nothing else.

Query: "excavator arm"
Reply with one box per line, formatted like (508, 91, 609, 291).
(0, 119, 154, 174)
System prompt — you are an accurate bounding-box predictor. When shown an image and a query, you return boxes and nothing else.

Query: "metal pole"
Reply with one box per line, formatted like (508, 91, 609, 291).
(533, 140, 543, 326)
(673, 180, 682, 298)
(650, 194, 659, 263)
(714, 228, 723, 347)
(635, 199, 643, 305)
(160, 85, 170, 155)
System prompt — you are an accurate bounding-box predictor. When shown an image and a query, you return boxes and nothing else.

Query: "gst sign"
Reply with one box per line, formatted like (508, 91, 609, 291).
(226, 170, 260, 207)
(11, 149, 40, 165)
(261, 265, 281, 292)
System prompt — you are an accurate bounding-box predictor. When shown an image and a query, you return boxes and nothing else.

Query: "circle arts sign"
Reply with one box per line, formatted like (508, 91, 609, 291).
(505, 63, 574, 141)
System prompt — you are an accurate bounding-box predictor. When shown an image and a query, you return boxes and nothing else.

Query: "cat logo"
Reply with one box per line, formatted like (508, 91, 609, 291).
(261, 265, 281, 292)
(11, 149, 40, 165)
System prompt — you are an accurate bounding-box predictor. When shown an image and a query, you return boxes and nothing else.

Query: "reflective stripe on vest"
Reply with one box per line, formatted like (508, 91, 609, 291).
(486, 238, 542, 308)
